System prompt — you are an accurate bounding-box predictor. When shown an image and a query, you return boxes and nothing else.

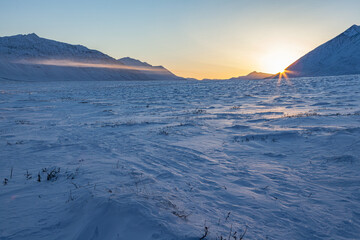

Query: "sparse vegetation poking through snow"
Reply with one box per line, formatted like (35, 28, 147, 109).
(200, 225, 209, 240)
(239, 226, 247, 240)
(233, 135, 277, 143)
(15, 120, 31, 125)
(225, 212, 231, 221)
(159, 129, 169, 135)
(172, 210, 190, 220)
(200, 213, 248, 240)
(213, 225, 247, 240)
(283, 112, 320, 118)
(25, 170, 32, 180)
(45, 167, 61, 181)
(66, 190, 74, 202)
(33, 167, 80, 183)
(65, 167, 79, 180)
(282, 111, 360, 119)
(192, 109, 207, 114)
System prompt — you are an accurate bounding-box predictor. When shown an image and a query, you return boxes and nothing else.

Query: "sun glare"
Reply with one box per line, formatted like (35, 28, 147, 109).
(266, 59, 288, 74)
(260, 47, 299, 74)
(277, 69, 297, 85)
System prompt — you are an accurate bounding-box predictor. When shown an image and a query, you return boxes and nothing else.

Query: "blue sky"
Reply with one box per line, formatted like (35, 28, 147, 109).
(1, 0, 360, 79)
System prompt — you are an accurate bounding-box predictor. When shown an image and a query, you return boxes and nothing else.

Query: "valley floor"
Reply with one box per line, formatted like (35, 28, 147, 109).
(1, 76, 360, 239)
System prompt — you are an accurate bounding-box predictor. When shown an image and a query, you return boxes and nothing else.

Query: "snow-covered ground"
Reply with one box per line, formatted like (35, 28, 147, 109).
(1, 76, 360, 239)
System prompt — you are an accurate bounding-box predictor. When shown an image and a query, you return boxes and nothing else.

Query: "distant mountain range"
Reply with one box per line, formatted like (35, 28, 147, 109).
(278, 24, 360, 78)
(228, 71, 274, 80)
(0, 33, 184, 81)
(1, 25, 360, 81)
(202, 71, 273, 81)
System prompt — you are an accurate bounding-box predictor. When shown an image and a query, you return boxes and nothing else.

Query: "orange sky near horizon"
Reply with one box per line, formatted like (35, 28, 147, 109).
(167, 42, 309, 79)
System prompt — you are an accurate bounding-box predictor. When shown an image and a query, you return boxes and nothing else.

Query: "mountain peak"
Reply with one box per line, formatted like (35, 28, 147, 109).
(117, 57, 152, 67)
(245, 71, 273, 78)
(284, 24, 360, 78)
(6, 33, 41, 42)
(27, 33, 39, 37)
(343, 24, 360, 37)
(20, 33, 40, 39)
(119, 57, 135, 61)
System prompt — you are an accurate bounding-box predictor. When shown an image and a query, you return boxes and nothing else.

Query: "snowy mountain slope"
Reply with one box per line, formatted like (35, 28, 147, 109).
(284, 24, 360, 78)
(0, 34, 184, 81)
(117, 57, 180, 79)
(0, 33, 114, 63)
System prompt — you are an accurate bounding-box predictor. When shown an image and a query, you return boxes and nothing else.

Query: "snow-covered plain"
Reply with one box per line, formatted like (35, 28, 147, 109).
(1, 76, 360, 239)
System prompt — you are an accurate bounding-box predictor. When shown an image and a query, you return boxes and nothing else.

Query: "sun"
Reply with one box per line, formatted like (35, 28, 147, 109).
(259, 47, 299, 74)
(265, 58, 289, 74)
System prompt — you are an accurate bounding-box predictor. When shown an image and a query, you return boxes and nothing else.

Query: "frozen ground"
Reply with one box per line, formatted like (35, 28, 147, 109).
(1, 75, 360, 239)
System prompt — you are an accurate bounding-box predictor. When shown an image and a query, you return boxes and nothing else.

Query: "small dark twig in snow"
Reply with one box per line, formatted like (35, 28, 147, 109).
(25, 170, 32, 180)
(66, 190, 74, 202)
(239, 226, 247, 240)
(228, 224, 233, 240)
(200, 226, 209, 240)
(71, 182, 79, 189)
(226, 212, 231, 221)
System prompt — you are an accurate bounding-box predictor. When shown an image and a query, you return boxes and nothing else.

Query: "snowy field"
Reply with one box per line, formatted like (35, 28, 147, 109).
(1, 76, 360, 240)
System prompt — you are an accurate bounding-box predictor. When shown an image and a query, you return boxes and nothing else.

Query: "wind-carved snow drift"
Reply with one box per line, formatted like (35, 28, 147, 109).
(284, 24, 360, 78)
(0, 33, 183, 81)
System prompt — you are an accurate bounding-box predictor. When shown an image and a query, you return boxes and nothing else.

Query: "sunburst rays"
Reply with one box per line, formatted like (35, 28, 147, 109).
(277, 69, 295, 85)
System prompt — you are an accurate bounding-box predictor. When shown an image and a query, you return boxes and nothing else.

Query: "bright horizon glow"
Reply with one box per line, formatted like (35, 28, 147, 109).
(1, 0, 360, 79)
(259, 46, 301, 74)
